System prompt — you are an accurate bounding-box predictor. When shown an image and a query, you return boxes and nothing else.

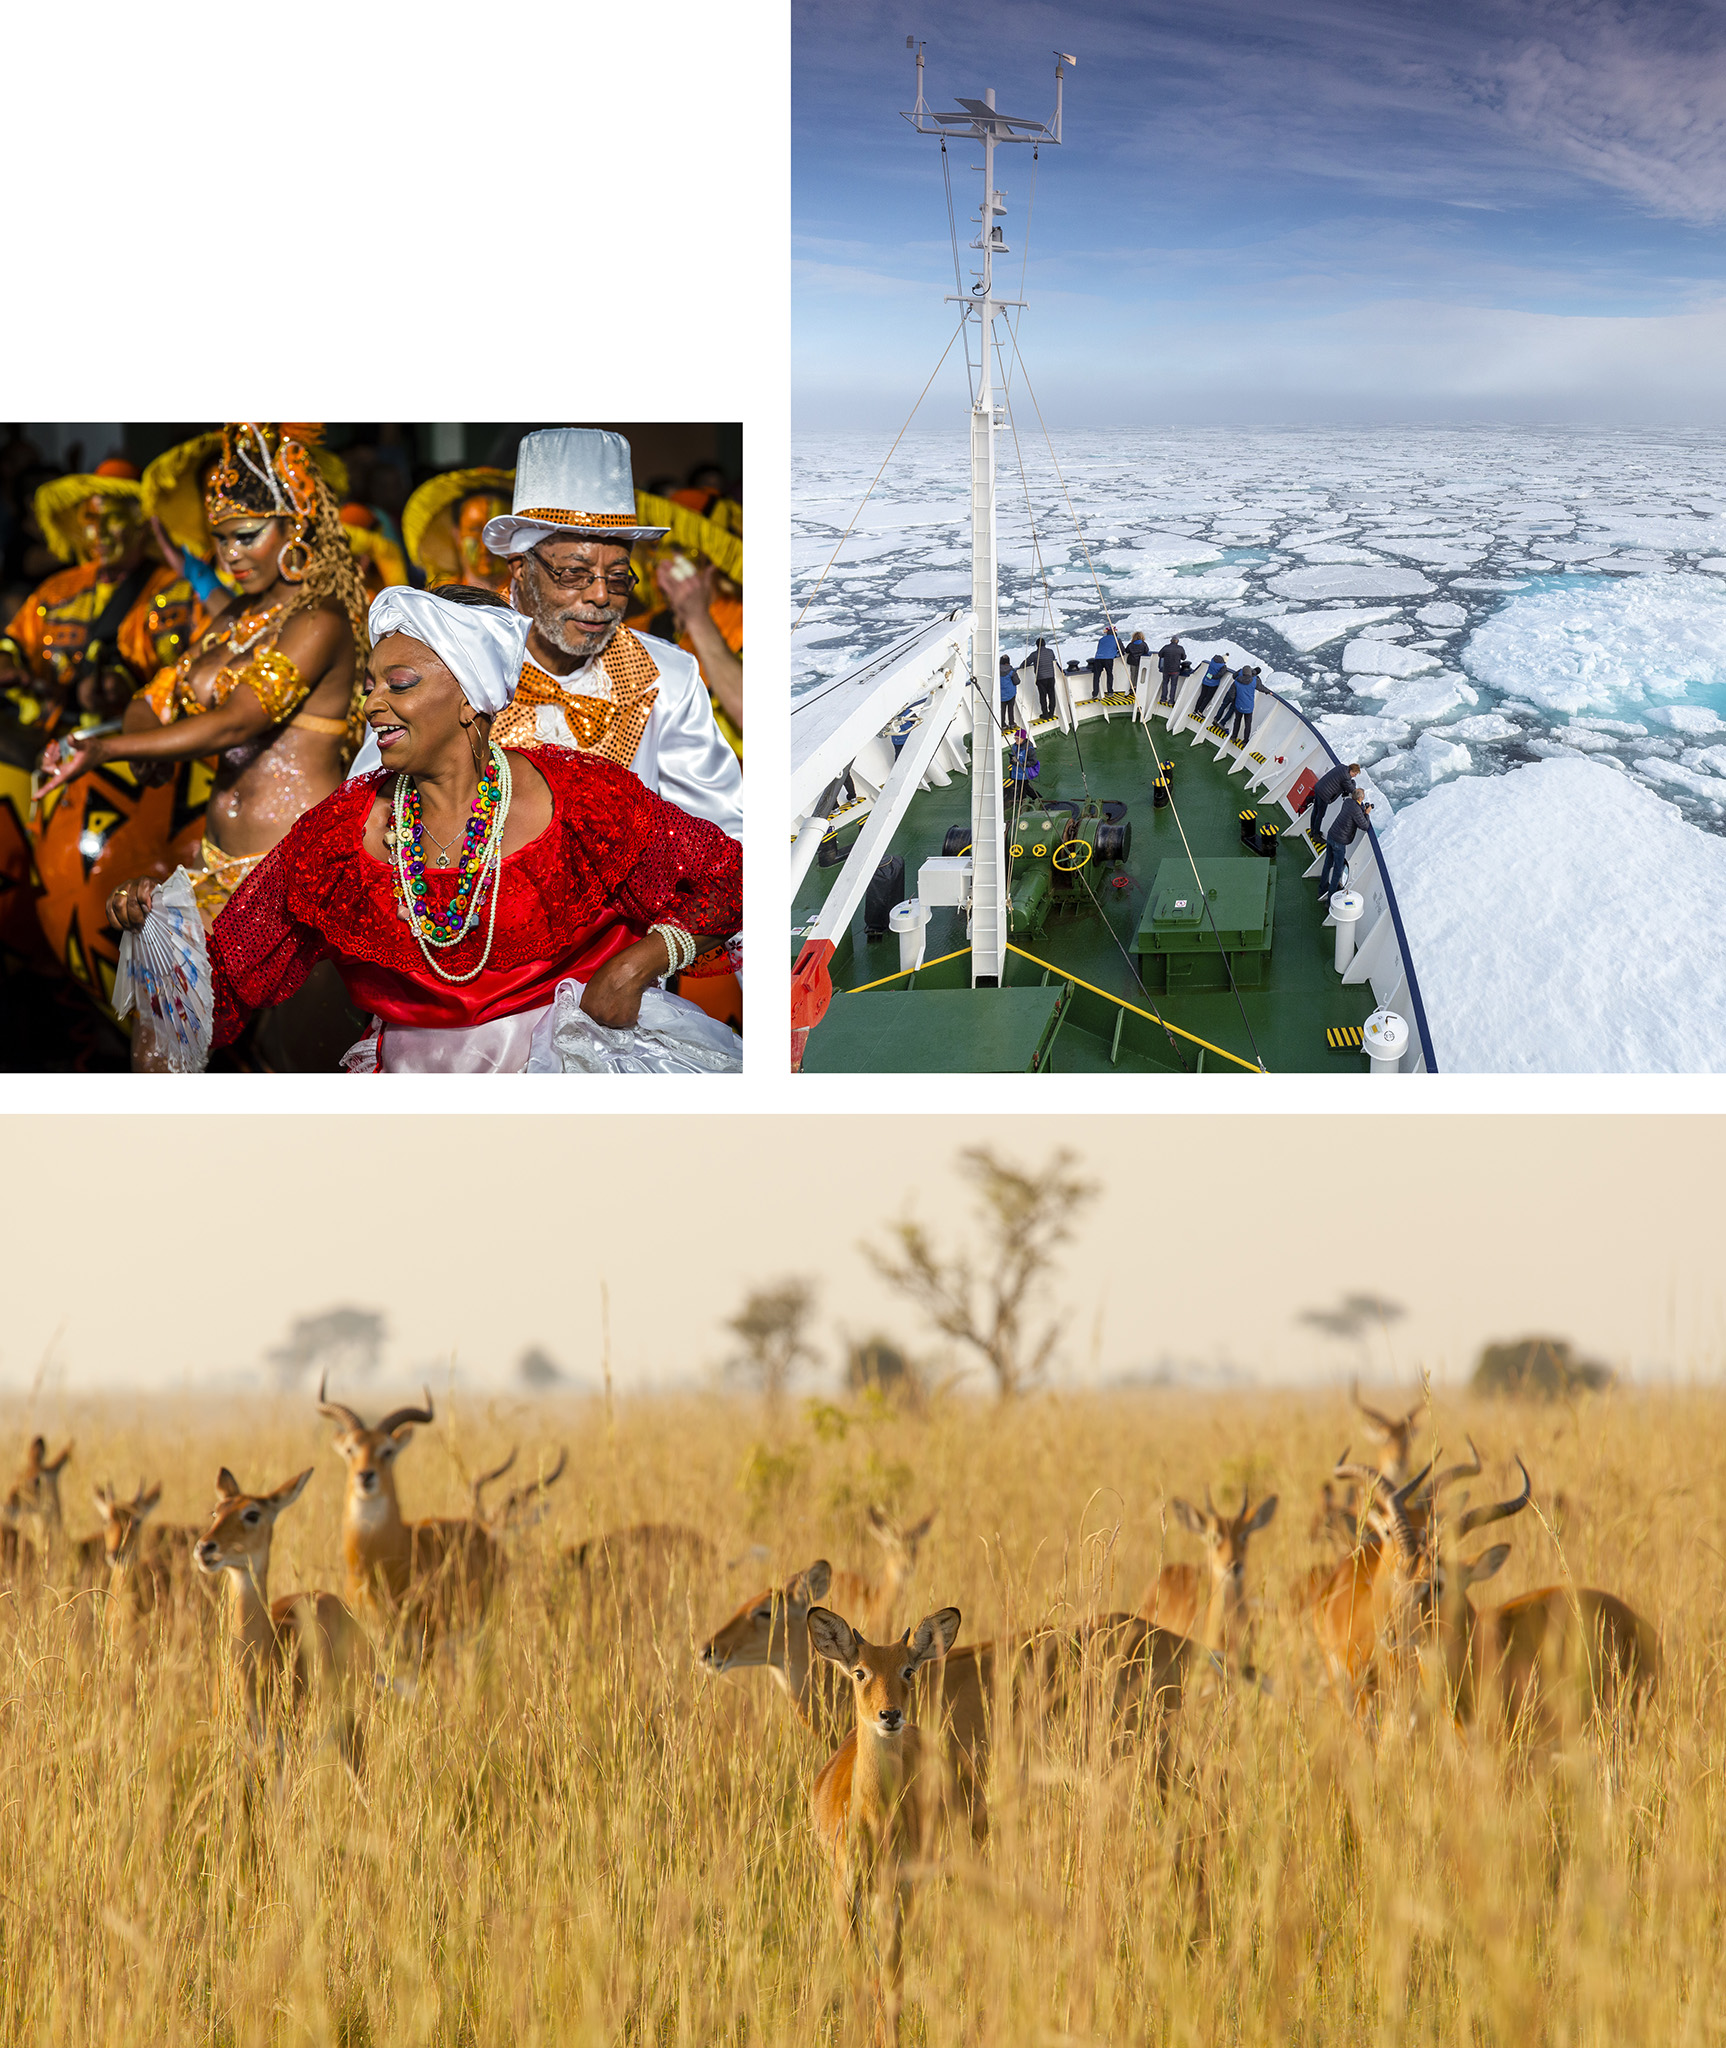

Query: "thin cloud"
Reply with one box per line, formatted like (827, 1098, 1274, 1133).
(1481, 2, 1726, 225)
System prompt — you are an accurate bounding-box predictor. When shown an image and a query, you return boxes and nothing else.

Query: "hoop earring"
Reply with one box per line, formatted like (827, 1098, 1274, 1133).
(466, 717, 485, 774)
(277, 539, 311, 583)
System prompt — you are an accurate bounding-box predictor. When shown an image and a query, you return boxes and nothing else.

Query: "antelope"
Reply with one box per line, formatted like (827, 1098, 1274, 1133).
(807, 1603, 963, 2043)
(566, 1520, 715, 1581)
(471, 1445, 570, 1532)
(1307, 1441, 1490, 1708)
(4, 1436, 105, 1583)
(317, 1380, 504, 1648)
(91, 1481, 207, 1637)
(194, 1467, 372, 1761)
(1351, 1381, 1423, 1484)
(1351, 1456, 1659, 1740)
(701, 1563, 1204, 1825)
(826, 1506, 938, 1642)
(1313, 1385, 1424, 1553)
(1140, 1487, 1278, 1667)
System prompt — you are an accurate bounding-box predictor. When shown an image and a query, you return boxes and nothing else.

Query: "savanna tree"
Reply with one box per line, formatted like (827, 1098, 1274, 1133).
(726, 1278, 821, 1409)
(863, 1146, 1097, 1399)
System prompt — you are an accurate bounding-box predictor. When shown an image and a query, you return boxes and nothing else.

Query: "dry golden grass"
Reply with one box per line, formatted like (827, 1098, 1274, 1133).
(0, 1381, 1718, 2046)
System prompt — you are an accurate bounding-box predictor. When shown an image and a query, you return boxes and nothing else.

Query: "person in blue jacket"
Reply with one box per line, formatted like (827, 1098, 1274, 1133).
(1321, 790, 1373, 903)
(1089, 627, 1120, 698)
(1006, 725, 1040, 802)
(1229, 665, 1260, 745)
(1193, 652, 1229, 719)
(999, 650, 1019, 725)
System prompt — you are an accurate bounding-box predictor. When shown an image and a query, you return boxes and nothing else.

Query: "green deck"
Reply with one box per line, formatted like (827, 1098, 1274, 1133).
(800, 983, 1068, 1073)
(794, 702, 1381, 1074)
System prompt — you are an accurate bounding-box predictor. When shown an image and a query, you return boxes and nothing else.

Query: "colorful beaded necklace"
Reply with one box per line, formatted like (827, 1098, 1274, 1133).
(387, 741, 514, 984)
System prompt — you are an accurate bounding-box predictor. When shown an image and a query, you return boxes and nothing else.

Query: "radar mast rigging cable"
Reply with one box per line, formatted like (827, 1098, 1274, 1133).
(792, 315, 969, 632)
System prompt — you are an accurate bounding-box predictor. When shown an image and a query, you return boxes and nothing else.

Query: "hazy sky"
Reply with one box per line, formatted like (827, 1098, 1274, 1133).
(793, 0, 1726, 428)
(3, 1116, 1720, 1405)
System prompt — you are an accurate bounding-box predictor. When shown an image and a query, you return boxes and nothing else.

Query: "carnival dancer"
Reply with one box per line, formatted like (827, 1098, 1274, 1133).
(482, 429, 743, 839)
(106, 586, 743, 1073)
(0, 461, 198, 726)
(37, 425, 367, 929)
(402, 467, 515, 596)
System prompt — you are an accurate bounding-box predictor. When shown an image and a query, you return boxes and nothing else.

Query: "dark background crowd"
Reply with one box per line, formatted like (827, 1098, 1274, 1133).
(0, 423, 743, 622)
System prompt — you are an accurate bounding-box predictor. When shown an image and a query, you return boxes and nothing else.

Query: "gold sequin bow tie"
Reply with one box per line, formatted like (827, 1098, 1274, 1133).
(492, 633, 659, 770)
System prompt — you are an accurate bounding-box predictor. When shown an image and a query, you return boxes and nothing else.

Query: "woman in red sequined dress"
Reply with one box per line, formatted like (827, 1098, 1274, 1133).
(106, 585, 742, 1073)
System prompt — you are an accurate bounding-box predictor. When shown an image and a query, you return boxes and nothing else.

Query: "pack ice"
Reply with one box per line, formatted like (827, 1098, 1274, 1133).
(1380, 758, 1726, 1072)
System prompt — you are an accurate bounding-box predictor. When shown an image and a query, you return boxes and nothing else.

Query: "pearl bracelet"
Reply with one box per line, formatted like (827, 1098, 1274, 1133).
(649, 922, 697, 981)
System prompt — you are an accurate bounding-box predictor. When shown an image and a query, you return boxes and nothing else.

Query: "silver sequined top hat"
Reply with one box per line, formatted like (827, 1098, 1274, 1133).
(482, 428, 669, 557)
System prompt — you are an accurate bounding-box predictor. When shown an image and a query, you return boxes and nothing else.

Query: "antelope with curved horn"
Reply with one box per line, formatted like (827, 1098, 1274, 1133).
(1356, 1454, 1659, 1739)
(1307, 1440, 1485, 1707)
(1351, 1381, 1423, 1484)
(1311, 1385, 1425, 1555)
(316, 1379, 503, 1648)
(193, 1468, 373, 1762)
(1140, 1485, 1278, 1667)
(472, 1445, 569, 1532)
(807, 1603, 964, 2043)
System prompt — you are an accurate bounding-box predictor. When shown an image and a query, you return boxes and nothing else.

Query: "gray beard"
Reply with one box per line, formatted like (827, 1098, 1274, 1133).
(541, 607, 623, 666)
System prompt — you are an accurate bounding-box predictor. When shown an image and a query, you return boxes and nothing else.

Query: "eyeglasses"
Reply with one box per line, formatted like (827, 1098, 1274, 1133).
(527, 548, 637, 597)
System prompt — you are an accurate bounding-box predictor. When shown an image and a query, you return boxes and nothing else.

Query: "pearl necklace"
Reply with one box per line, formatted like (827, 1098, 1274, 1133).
(390, 743, 513, 984)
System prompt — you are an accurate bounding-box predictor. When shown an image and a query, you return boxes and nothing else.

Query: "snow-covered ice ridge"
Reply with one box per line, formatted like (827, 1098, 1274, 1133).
(792, 426, 1726, 840)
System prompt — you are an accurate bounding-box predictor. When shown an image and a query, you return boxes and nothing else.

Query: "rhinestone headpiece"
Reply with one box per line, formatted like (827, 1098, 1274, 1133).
(204, 423, 321, 536)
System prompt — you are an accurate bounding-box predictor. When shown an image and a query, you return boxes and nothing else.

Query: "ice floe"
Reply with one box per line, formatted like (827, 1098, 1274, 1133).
(1416, 602, 1468, 629)
(1380, 758, 1726, 1071)
(1653, 705, 1724, 735)
(1341, 640, 1440, 678)
(1267, 565, 1435, 601)
(1462, 573, 1726, 718)
(1263, 606, 1403, 652)
(1448, 714, 1521, 741)
(1315, 711, 1412, 760)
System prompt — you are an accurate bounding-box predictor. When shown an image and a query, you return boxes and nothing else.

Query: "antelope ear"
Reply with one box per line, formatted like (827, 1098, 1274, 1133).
(806, 1606, 856, 1667)
(1169, 1498, 1206, 1536)
(92, 1489, 113, 1523)
(269, 1468, 315, 1513)
(1462, 1544, 1510, 1590)
(139, 1485, 162, 1516)
(906, 1606, 961, 1666)
(866, 1503, 891, 1533)
(905, 1509, 937, 1547)
(388, 1424, 416, 1446)
(48, 1442, 73, 1474)
(215, 1468, 242, 1500)
(790, 1558, 832, 1606)
(1246, 1494, 1280, 1534)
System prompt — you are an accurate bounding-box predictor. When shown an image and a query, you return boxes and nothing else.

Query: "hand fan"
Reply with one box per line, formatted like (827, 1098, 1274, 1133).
(111, 868, 213, 1073)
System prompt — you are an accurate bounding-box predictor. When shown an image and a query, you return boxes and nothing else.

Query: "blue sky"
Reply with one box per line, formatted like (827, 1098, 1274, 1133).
(793, 0, 1726, 427)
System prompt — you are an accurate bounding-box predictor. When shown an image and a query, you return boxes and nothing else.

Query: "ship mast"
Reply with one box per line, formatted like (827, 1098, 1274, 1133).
(904, 45, 1071, 987)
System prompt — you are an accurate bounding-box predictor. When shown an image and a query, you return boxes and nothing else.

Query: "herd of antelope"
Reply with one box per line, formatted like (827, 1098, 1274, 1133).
(0, 1379, 1660, 2042)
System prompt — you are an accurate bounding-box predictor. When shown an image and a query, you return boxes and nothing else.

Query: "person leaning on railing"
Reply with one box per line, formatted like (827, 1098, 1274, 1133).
(1320, 789, 1373, 906)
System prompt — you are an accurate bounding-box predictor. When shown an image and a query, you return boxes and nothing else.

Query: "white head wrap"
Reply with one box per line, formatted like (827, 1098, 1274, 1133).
(347, 586, 532, 779)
